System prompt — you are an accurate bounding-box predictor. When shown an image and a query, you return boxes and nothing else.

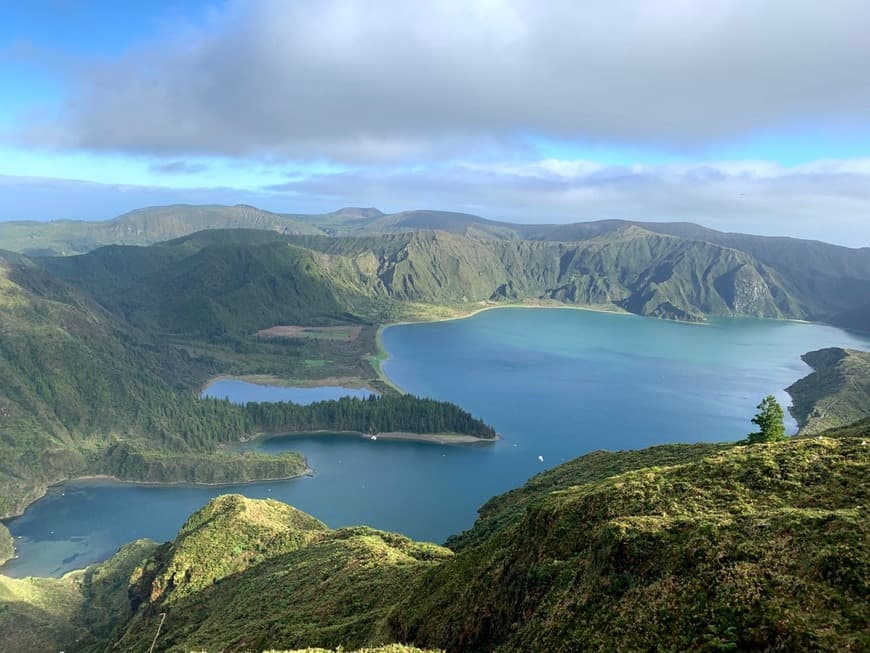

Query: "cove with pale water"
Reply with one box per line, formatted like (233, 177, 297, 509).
(3, 308, 868, 577)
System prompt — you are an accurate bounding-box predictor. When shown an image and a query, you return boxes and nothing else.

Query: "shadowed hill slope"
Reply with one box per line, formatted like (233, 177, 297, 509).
(0, 251, 309, 517)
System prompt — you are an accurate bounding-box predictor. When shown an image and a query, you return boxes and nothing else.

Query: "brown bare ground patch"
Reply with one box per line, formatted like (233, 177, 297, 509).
(256, 325, 362, 341)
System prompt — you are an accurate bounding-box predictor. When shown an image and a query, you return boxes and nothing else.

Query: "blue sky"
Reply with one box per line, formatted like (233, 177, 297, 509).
(2, 1, 870, 245)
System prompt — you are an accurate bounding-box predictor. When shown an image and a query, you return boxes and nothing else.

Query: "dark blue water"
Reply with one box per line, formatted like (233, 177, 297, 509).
(3, 309, 868, 577)
(202, 379, 375, 404)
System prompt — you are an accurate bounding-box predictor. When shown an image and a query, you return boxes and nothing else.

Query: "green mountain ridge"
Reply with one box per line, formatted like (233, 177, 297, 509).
(4, 432, 867, 652)
(787, 348, 870, 434)
(3, 203, 869, 327)
(39, 225, 848, 331)
(0, 204, 326, 256)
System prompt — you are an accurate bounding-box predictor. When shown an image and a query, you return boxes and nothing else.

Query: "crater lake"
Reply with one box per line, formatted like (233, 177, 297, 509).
(3, 308, 869, 577)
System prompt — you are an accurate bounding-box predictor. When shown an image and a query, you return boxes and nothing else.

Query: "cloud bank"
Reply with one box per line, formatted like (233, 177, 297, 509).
(16, 0, 870, 161)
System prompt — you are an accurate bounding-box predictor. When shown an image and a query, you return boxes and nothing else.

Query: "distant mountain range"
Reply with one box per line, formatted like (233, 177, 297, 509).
(0, 203, 862, 329)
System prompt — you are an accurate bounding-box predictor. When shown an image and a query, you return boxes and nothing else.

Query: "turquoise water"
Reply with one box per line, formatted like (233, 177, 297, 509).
(202, 379, 375, 404)
(3, 309, 868, 577)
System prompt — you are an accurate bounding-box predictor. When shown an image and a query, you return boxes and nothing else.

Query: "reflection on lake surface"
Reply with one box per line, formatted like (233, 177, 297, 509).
(4, 308, 869, 577)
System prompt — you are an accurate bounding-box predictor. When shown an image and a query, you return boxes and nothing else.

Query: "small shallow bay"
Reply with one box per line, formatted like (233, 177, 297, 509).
(3, 308, 869, 577)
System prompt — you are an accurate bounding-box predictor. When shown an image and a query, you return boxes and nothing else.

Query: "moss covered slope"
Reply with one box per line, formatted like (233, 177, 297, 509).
(787, 347, 870, 434)
(394, 436, 869, 652)
(114, 495, 452, 652)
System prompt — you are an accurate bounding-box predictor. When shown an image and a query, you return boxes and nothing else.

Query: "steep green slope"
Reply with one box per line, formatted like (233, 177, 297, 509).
(0, 524, 12, 566)
(786, 348, 870, 434)
(39, 223, 841, 334)
(808, 417, 870, 439)
(829, 302, 870, 333)
(0, 204, 325, 256)
(113, 495, 452, 652)
(290, 227, 804, 321)
(313, 209, 870, 321)
(40, 230, 398, 338)
(0, 539, 158, 653)
(445, 442, 731, 551)
(394, 436, 869, 652)
(0, 251, 310, 517)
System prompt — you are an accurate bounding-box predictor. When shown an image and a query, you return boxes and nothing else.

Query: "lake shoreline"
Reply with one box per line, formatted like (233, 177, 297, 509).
(372, 301, 635, 390)
(0, 465, 315, 525)
(240, 429, 501, 446)
(200, 373, 380, 396)
(53, 468, 315, 490)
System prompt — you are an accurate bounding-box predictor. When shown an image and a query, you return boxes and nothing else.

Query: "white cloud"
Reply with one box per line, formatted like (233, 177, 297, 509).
(270, 157, 870, 245)
(11, 0, 870, 162)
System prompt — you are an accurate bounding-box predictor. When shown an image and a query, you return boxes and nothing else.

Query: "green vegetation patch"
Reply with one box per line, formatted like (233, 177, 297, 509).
(268, 647, 441, 653)
(0, 523, 13, 566)
(395, 436, 870, 652)
(114, 496, 452, 652)
(99, 443, 308, 486)
(787, 347, 870, 434)
(0, 539, 157, 653)
(447, 442, 731, 550)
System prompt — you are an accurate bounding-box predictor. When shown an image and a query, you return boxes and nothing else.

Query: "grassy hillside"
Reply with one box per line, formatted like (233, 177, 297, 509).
(287, 227, 804, 321)
(39, 231, 369, 338)
(0, 539, 158, 653)
(829, 302, 870, 333)
(113, 495, 453, 652)
(312, 208, 870, 322)
(445, 442, 732, 551)
(394, 436, 869, 652)
(786, 347, 870, 434)
(5, 432, 865, 652)
(0, 250, 314, 517)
